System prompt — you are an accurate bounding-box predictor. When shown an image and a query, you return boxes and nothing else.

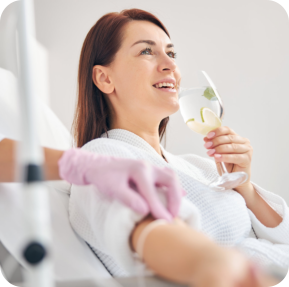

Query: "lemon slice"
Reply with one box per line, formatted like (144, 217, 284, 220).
(200, 107, 221, 125)
(186, 108, 222, 135)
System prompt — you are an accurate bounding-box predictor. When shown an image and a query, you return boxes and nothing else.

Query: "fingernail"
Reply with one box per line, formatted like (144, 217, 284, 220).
(204, 141, 213, 148)
(207, 132, 215, 139)
(207, 149, 215, 156)
(214, 154, 222, 158)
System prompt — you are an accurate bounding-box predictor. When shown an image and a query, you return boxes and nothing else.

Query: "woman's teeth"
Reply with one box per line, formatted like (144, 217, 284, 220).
(154, 82, 175, 89)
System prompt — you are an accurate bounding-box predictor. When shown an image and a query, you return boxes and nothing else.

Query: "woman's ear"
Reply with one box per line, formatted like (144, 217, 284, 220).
(92, 65, 114, 94)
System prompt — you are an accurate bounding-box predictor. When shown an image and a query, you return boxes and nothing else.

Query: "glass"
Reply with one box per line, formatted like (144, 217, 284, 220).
(178, 71, 248, 190)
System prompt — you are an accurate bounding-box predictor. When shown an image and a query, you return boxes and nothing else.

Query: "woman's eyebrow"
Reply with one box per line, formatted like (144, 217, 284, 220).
(131, 40, 174, 48)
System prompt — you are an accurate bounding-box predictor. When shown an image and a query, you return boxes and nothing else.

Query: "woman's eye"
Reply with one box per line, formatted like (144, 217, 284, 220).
(167, 51, 177, 59)
(140, 48, 177, 59)
(140, 47, 153, 55)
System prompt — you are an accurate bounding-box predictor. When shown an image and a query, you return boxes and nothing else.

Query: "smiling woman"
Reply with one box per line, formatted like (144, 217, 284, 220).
(69, 8, 288, 286)
(74, 9, 181, 152)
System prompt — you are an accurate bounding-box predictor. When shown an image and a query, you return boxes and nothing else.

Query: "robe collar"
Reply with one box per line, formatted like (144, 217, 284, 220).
(101, 129, 168, 162)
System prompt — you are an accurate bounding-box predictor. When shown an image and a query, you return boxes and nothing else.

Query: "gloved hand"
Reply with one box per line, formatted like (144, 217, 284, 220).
(58, 148, 185, 221)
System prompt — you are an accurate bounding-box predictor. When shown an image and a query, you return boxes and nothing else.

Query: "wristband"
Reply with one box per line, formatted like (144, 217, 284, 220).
(136, 219, 168, 260)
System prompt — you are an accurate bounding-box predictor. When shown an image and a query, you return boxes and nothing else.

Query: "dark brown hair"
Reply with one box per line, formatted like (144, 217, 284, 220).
(73, 8, 170, 147)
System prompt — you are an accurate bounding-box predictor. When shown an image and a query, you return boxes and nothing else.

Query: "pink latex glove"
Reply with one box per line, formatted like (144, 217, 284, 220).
(58, 148, 185, 221)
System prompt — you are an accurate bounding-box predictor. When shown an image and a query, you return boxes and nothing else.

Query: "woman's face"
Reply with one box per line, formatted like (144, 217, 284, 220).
(107, 20, 181, 123)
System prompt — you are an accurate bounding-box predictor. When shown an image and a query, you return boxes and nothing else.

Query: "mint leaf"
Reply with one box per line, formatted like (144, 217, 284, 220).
(203, 87, 217, 101)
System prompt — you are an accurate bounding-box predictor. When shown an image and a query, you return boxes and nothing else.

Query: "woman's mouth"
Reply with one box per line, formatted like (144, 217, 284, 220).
(153, 82, 177, 93)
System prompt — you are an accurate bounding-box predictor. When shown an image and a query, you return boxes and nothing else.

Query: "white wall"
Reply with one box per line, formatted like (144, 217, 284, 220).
(34, 0, 289, 204)
(0, 2, 50, 107)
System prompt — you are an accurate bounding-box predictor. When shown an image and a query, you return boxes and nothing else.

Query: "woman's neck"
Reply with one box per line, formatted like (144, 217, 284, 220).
(111, 116, 163, 157)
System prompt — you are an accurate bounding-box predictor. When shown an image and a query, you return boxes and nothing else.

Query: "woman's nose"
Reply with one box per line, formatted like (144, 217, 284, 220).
(158, 53, 177, 72)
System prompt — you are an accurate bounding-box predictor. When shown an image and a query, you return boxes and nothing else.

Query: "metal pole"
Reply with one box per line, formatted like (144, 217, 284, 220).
(17, 0, 54, 286)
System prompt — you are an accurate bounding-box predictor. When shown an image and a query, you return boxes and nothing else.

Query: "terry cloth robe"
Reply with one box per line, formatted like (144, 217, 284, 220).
(69, 129, 289, 276)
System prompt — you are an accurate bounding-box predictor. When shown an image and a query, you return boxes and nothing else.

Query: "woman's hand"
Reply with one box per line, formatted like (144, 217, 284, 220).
(203, 126, 253, 188)
(192, 246, 276, 287)
(58, 148, 184, 221)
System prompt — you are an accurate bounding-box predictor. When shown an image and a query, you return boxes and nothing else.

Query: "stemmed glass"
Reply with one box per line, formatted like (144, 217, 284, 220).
(178, 71, 248, 190)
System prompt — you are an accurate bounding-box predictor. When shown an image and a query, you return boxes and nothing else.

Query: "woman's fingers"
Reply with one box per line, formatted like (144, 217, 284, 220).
(206, 143, 251, 156)
(203, 127, 251, 158)
(213, 153, 251, 167)
(204, 134, 248, 147)
(204, 126, 237, 141)
(202, 126, 253, 181)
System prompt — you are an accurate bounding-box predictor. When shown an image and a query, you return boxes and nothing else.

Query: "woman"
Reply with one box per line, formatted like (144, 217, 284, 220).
(69, 8, 289, 286)
(0, 135, 183, 220)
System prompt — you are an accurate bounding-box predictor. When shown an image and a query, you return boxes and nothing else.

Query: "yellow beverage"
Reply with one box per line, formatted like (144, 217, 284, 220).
(186, 108, 222, 136)
(179, 87, 222, 136)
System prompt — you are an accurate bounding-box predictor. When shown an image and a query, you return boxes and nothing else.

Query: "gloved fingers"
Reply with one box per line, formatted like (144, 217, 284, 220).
(154, 167, 182, 192)
(154, 167, 183, 217)
(149, 197, 173, 221)
(155, 186, 181, 218)
(117, 186, 150, 215)
(165, 188, 182, 218)
(147, 196, 173, 221)
(156, 184, 186, 196)
(131, 172, 173, 221)
(152, 185, 181, 218)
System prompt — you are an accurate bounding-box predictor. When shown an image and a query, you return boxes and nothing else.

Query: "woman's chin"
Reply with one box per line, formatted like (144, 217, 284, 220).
(162, 100, 180, 117)
(169, 99, 180, 112)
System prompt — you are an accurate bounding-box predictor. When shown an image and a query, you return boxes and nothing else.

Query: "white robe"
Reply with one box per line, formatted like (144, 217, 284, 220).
(69, 129, 289, 276)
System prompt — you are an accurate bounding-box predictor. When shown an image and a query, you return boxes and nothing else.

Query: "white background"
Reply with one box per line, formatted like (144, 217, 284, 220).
(0, 0, 289, 286)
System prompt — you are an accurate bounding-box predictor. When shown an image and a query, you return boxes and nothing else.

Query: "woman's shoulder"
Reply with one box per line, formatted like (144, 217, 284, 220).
(81, 137, 137, 159)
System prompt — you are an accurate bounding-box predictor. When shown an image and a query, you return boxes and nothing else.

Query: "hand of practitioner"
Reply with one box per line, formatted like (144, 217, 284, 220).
(203, 126, 253, 189)
(58, 148, 184, 221)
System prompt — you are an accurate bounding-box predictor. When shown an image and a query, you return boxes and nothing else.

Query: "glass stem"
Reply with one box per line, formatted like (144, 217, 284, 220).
(220, 162, 228, 175)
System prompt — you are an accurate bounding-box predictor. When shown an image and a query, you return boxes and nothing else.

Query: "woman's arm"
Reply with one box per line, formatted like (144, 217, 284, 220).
(235, 183, 282, 228)
(131, 216, 276, 287)
(0, 138, 63, 182)
(203, 126, 282, 228)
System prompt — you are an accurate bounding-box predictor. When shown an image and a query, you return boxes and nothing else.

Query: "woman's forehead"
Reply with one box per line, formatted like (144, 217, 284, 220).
(122, 21, 171, 47)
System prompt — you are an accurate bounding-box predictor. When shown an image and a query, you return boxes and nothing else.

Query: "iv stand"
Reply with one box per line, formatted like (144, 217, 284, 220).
(17, 0, 54, 286)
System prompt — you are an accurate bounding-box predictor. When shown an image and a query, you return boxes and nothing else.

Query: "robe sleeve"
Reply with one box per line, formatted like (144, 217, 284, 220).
(248, 182, 289, 245)
(178, 154, 289, 245)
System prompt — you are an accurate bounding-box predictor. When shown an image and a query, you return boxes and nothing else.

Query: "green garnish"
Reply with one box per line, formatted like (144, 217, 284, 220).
(186, 118, 195, 124)
(200, 107, 205, 122)
(202, 87, 217, 101)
